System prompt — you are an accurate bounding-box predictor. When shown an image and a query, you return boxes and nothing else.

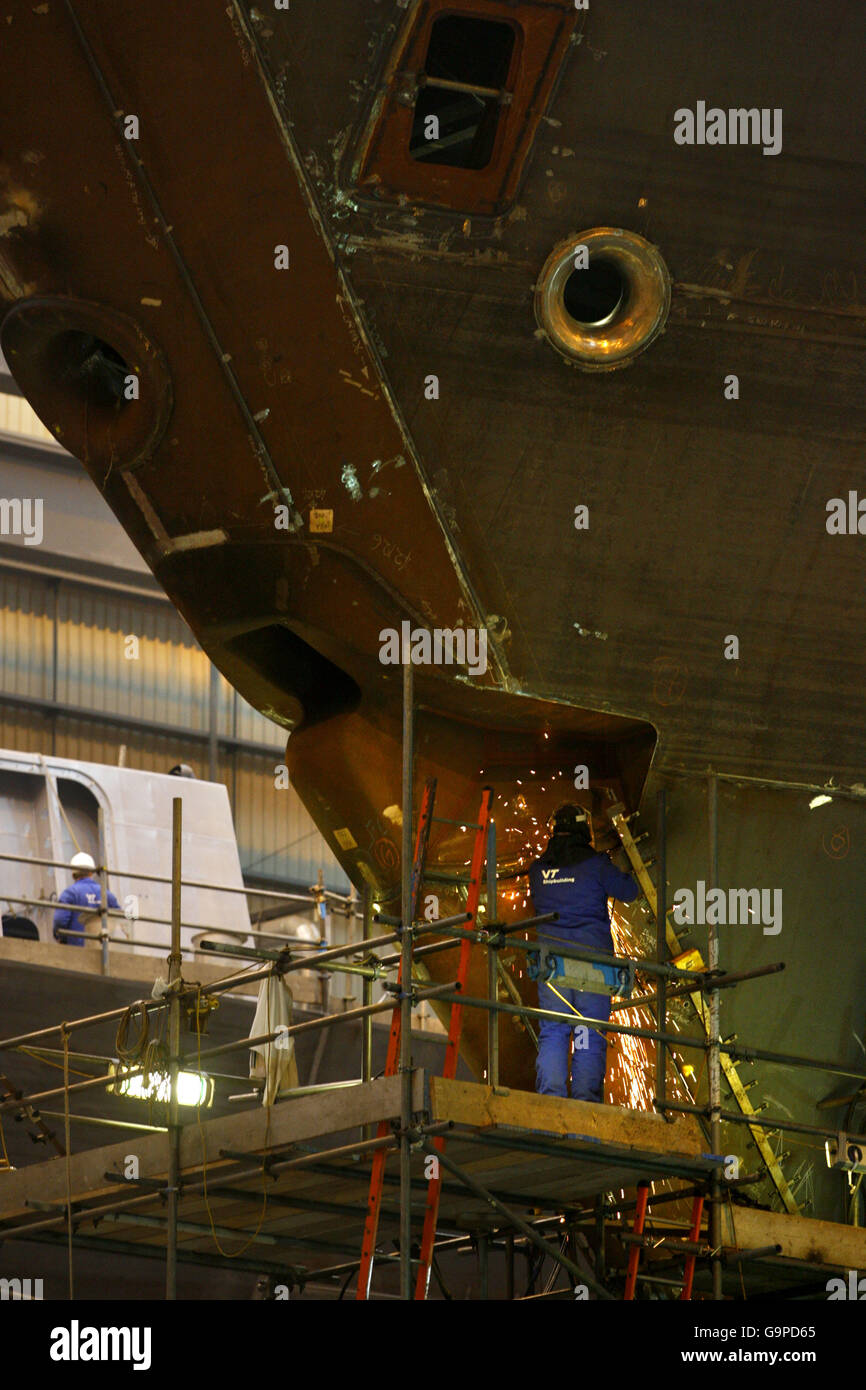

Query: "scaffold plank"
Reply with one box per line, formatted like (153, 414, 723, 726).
(0, 1072, 422, 1223)
(428, 1077, 702, 1157)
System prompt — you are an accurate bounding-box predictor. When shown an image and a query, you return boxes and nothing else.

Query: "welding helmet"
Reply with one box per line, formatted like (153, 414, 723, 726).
(551, 804, 589, 835)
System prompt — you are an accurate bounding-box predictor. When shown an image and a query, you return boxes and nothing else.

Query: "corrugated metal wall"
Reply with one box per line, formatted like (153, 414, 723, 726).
(0, 570, 52, 696)
(57, 584, 208, 729)
(0, 390, 56, 444)
(0, 568, 350, 892)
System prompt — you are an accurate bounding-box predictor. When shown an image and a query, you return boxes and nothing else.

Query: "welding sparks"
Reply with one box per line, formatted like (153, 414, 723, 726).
(609, 907, 693, 1113)
(423, 783, 696, 1122)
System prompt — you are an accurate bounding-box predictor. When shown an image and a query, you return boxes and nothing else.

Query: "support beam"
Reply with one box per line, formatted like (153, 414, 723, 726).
(166, 796, 183, 1300)
(0, 688, 284, 759)
(12, 1228, 307, 1283)
(707, 773, 723, 1301)
(399, 659, 414, 1302)
(655, 789, 667, 1108)
(721, 1203, 866, 1271)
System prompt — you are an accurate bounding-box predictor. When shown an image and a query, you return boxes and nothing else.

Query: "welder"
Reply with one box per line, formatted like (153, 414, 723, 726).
(53, 852, 120, 947)
(529, 804, 638, 1102)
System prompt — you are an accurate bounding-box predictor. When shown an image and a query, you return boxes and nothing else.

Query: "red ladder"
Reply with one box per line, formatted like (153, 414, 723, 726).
(356, 777, 437, 1300)
(413, 785, 493, 1300)
(624, 1180, 650, 1300)
(356, 783, 493, 1300)
(680, 1193, 705, 1300)
(622, 1185, 706, 1301)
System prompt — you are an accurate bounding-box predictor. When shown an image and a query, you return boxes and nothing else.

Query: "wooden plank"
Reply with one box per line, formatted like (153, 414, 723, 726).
(0, 1072, 424, 1222)
(429, 1077, 701, 1157)
(434, 1142, 637, 1200)
(723, 1203, 866, 1271)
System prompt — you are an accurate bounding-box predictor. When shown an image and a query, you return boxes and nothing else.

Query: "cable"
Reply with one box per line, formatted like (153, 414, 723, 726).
(115, 1001, 167, 1119)
(543, 1238, 569, 1293)
(18, 1046, 92, 1080)
(115, 1001, 151, 1064)
(431, 1253, 454, 1301)
(545, 981, 582, 1018)
(0, 1111, 10, 1169)
(196, 982, 272, 1257)
(725, 1189, 748, 1301)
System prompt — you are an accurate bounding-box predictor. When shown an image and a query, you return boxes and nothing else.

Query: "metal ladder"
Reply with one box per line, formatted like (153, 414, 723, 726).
(356, 782, 493, 1299)
(414, 786, 493, 1299)
(623, 1184, 705, 1300)
(608, 806, 799, 1215)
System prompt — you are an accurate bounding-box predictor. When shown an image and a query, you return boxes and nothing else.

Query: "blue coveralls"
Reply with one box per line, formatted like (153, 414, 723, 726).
(53, 876, 120, 946)
(529, 852, 638, 1101)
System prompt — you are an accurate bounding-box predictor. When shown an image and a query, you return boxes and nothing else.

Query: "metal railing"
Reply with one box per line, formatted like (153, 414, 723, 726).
(0, 843, 353, 976)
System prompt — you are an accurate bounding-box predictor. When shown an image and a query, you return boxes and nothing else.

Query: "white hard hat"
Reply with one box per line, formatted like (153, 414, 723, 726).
(70, 851, 96, 872)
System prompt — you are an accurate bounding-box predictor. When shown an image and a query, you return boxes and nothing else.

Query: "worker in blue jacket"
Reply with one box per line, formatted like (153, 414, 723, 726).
(529, 805, 638, 1102)
(53, 852, 120, 947)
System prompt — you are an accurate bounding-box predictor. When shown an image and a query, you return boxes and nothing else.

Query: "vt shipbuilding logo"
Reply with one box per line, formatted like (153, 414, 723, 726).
(49, 1321, 152, 1371)
(674, 102, 782, 156)
(379, 620, 487, 677)
(541, 869, 575, 884)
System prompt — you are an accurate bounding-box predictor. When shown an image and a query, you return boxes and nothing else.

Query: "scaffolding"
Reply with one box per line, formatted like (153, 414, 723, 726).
(1, 664, 865, 1300)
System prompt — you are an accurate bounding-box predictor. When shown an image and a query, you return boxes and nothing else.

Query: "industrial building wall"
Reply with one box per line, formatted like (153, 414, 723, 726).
(0, 387, 56, 447)
(0, 564, 350, 893)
